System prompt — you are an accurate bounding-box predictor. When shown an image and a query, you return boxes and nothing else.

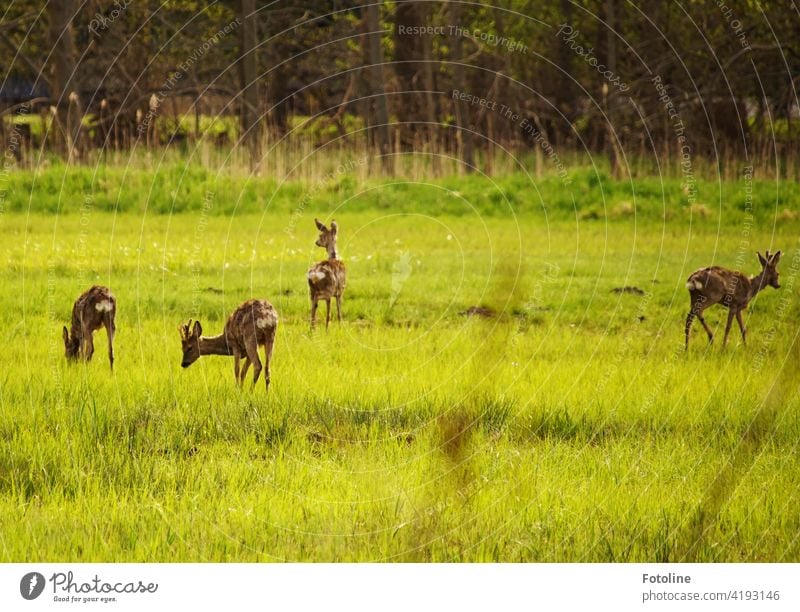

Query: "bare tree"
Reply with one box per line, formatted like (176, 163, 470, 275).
(239, 0, 261, 166)
(364, 1, 392, 174)
(604, 0, 623, 178)
(47, 0, 82, 160)
(393, 3, 437, 145)
(450, 1, 474, 172)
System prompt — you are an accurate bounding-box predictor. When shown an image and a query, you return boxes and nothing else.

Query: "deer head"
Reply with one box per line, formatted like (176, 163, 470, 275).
(314, 218, 339, 259)
(178, 319, 203, 368)
(62, 326, 80, 361)
(757, 250, 782, 289)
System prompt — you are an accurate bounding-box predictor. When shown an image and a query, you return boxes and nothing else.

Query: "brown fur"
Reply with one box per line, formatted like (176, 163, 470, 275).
(308, 218, 347, 329)
(685, 250, 781, 349)
(63, 285, 116, 370)
(179, 299, 278, 391)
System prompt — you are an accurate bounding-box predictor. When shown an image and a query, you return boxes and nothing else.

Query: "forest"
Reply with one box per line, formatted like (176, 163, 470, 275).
(1, 1, 798, 177)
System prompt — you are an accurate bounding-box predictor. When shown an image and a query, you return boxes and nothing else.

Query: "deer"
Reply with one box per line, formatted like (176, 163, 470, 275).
(307, 218, 347, 329)
(62, 285, 116, 370)
(685, 249, 781, 350)
(178, 299, 278, 391)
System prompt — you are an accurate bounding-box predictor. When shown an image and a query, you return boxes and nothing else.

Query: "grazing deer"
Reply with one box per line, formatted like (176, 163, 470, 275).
(62, 285, 116, 370)
(307, 218, 347, 329)
(178, 299, 278, 391)
(685, 249, 782, 350)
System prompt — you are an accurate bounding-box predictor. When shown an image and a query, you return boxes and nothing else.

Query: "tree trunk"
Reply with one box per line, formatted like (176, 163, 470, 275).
(420, 16, 440, 173)
(555, 0, 575, 142)
(365, 1, 392, 174)
(394, 2, 439, 171)
(239, 0, 261, 167)
(48, 0, 81, 160)
(450, 1, 474, 172)
(393, 2, 424, 142)
(604, 0, 622, 178)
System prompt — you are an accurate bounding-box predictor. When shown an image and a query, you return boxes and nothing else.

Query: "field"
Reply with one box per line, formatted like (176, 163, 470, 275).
(1, 165, 799, 561)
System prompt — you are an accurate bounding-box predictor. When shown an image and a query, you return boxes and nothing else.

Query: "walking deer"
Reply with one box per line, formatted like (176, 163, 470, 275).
(178, 299, 278, 391)
(307, 218, 347, 329)
(62, 285, 116, 369)
(685, 249, 782, 350)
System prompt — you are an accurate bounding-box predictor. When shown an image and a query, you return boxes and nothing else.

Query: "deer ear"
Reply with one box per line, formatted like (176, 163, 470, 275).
(757, 251, 768, 267)
(193, 320, 202, 338)
(315, 218, 326, 231)
(771, 250, 782, 265)
(62, 326, 69, 343)
(330, 220, 338, 234)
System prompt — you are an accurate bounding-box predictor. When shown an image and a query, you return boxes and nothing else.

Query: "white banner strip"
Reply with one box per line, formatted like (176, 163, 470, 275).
(1, 563, 797, 612)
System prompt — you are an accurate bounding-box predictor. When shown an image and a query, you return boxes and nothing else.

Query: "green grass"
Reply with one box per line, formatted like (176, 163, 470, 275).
(1, 171, 799, 561)
(5, 157, 800, 218)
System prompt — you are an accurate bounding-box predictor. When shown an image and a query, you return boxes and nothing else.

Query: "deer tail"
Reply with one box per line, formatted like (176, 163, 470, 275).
(256, 311, 278, 330)
(308, 269, 326, 283)
(95, 299, 114, 313)
(685, 275, 703, 291)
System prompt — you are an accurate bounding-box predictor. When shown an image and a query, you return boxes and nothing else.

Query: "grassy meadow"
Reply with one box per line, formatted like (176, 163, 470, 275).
(1, 163, 799, 561)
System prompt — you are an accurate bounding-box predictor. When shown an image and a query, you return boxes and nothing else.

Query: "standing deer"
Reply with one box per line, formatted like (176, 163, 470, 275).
(62, 285, 116, 370)
(685, 249, 782, 350)
(178, 299, 278, 391)
(307, 218, 347, 329)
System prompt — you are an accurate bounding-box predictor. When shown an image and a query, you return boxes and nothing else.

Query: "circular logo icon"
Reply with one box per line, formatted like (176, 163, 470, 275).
(20, 572, 45, 600)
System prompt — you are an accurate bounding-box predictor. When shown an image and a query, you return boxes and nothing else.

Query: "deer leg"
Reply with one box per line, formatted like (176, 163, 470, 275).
(84, 330, 95, 361)
(79, 321, 89, 360)
(104, 315, 115, 371)
(335, 295, 342, 322)
(697, 314, 714, 344)
(240, 358, 251, 384)
(325, 299, 331, 329)
(262, 335, 275, 392)
(736, 310, 747, 345)
(233, 349, 242, 388)
(685, 310, 696, 351)
(723, 309, 735, 347)
(244, 340, 262, 390)
(310, 298, 318, 330)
